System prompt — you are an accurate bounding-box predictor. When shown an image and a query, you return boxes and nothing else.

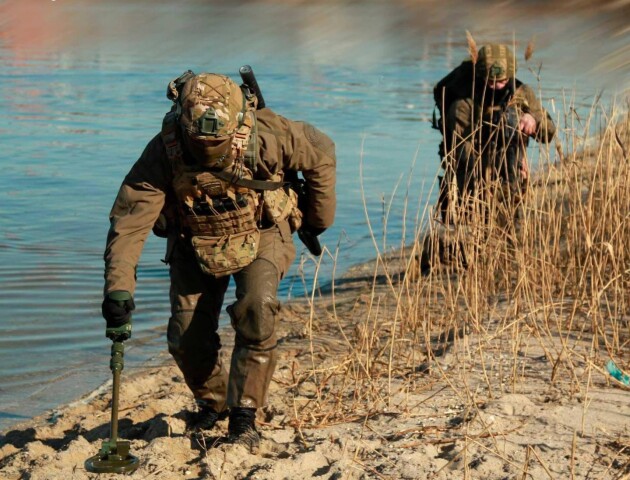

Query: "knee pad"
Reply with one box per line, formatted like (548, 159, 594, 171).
(228, 293, 280, 344)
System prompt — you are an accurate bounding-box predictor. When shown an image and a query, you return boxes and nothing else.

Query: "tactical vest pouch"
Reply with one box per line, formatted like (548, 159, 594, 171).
(262, 184, 302, 232)
(287, 187, 303, 232)
(185, 190, 259, 237)
(191, 227, 259, 277)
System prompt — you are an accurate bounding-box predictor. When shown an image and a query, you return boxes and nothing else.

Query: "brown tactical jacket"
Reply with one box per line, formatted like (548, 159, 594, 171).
(104, 108, 336, 294)
(435, 61, 556, 164)
(447, 83, 556, 144)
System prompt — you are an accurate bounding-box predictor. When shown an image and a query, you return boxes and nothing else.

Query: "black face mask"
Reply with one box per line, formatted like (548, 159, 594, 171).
(181, 131, 234, 169)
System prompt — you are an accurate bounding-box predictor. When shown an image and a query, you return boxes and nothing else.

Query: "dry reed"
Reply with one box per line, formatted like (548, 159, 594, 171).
(288, 93, 629, 478)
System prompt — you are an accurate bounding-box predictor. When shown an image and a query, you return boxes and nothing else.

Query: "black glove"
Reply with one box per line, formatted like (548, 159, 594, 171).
(102, 291, 135, 341)
(297, 223, 325, 256)
(301, 224, 326, 237)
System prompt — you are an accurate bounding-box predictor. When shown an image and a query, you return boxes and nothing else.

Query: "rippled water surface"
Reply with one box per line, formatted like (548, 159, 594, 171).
(1, 0, 628, 431)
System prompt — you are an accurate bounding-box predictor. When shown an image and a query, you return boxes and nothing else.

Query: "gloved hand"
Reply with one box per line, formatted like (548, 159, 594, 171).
(297, 223, 325, 256)
(102, 290, 135, 341)
(301, 224, 326, 237)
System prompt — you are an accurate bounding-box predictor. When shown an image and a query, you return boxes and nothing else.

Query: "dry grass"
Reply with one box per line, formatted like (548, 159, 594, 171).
(288, 97, 630, 478)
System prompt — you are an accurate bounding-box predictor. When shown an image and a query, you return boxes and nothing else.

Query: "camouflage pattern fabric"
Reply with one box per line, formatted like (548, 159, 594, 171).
(175, 73, 250, 169)
(178, 73, 244, 138)
(191, 228, 260, 278)
(261, 174, 301, 228)
(104, 107, 335, 295)
(104, 101, 335, 412)
(167, 222, 294, 410)
(476, 43, 516, 81)
(172, 164, 260, 237)
(286, 188, 303, 232)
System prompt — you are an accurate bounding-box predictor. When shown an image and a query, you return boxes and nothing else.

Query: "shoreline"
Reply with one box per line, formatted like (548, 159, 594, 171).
(1, 249, 629, 479)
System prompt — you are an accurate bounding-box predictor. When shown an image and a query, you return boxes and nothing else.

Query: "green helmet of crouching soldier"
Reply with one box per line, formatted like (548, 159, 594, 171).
(168, 72, 253, 170)
(476, 43, 517, 81)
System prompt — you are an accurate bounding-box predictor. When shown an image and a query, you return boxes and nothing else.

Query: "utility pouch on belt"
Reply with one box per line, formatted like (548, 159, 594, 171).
(262, 174, 303, 232)
(262, 186, 301, 228)
(191, 228, 260, 277)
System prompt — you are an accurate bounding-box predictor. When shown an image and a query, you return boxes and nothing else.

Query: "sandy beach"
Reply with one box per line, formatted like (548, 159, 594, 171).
(1, 235, 629, 479)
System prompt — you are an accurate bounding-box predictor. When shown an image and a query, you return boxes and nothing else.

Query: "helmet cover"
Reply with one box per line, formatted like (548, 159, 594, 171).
(178, 73, 245, 138)
(476, 44, 517, 81)
(177, 73, 245, 166)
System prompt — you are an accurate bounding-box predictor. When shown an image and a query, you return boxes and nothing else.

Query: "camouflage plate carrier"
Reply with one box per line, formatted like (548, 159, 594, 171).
(159, 71, 300, 277)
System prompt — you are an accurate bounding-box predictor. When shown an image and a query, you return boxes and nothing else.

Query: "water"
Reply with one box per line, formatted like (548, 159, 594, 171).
(1, 0, 627, 432)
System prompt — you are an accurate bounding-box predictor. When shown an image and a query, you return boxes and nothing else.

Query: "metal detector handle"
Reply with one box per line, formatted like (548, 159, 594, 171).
(239, 65, 266, 109)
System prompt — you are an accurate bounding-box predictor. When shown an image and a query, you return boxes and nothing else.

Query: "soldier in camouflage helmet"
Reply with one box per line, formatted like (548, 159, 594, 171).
(434, 43, 556, 219)
(417, 43, 557, 275)
(101, 70, 336, 452)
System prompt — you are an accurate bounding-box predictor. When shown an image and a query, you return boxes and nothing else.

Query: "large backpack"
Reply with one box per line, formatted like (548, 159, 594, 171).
(432, 61, 475, 159)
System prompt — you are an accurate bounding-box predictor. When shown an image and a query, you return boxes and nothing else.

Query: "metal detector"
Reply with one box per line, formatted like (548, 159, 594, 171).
(85, 341, 139, 474)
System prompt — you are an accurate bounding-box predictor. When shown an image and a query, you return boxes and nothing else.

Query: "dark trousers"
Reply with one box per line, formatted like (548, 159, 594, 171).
(166, 221, 296, 411)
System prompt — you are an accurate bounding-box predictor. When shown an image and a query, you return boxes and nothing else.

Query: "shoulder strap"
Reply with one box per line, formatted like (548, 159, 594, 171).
(243, 111, 258, 172)
(211, 168, 284, 191)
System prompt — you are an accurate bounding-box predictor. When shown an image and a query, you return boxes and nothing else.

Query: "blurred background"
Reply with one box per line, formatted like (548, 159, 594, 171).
(0, 0, 628, 432)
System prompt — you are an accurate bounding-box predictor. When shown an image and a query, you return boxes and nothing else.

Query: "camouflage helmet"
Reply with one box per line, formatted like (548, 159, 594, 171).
(476, 44, 517, 81)
(170, 73, 246, 167)
(178, 73, 245, 138)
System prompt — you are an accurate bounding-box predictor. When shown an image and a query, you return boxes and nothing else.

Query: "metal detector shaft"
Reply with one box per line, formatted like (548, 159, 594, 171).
(109, 341, 124, 443)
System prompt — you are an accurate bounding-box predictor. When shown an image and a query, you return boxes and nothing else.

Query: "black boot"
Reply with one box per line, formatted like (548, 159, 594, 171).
(187, 400, 226, 432)
(228, 407, 260, 453)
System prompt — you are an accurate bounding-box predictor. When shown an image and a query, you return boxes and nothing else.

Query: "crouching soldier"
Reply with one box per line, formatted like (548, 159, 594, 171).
(418, 43, 556, 275)
(101, 70, 336, 452)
